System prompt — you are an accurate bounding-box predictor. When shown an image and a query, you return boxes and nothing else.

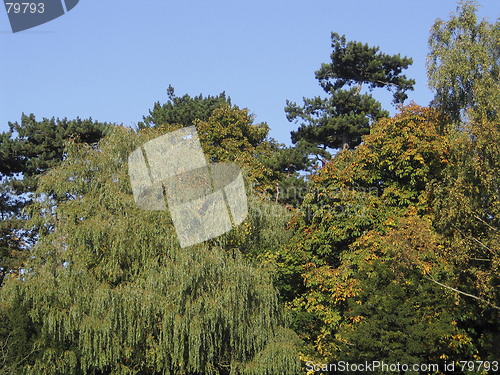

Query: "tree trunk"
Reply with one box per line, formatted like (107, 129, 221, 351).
(342, 132, 349, 150)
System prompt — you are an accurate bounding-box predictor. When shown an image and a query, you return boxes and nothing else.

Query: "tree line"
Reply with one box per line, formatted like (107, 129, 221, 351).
(1, 1, 499, 373)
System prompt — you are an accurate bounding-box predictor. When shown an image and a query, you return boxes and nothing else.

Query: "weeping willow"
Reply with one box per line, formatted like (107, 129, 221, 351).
(1, 126, 301, 374)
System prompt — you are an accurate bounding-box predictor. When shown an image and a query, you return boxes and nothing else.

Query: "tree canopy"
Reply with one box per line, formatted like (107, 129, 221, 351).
(285, 32, 414, 155)
(2, 2, 500, 373)
(0, 115, 110, 287)
(0, 125, 301, 374)
(138, 85, 231, 130)
(428, 0, 500, 123)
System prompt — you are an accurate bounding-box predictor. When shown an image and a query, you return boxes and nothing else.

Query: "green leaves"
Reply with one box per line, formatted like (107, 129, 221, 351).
(427, 6, 500, 355)
(138, 84, 231, 130)
(287, 88, 388, 152)
(2, 124, 302, 374)
(0, 115, 110, 289)
(276, 104, 455, 365)
(428, 0, 500, 123)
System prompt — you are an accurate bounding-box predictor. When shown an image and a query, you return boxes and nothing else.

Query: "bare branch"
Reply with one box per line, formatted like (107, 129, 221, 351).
(425, 275, 500, 310)
(474, 214, 498, 232)
(354, 82, 363, 96)
(469, 257, 492, 261)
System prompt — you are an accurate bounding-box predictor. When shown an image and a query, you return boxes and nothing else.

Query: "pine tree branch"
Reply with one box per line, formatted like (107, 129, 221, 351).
(354, 82, 363, 96)
(374, 80, 398, 87)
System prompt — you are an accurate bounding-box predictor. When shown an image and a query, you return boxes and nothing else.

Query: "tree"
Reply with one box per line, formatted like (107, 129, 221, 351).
(3, 114, 110, 194)
(257, 142, 312, 208)
(428, 1, 500, 359)
(427, 0, 500, 124)
(0, 125, 302, 374)
(140, 87, 310, 207)
(0, 115, 110, 286)
(138, 85, 231, 129)
(336, 214, 476, 368)
(277, 105, 454, 364)
(285, 32, 414, 155)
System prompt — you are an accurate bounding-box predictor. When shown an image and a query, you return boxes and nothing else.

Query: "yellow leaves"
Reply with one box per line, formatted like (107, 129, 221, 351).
(351, 315, 365, 323)
(422, 262, 432, 276)
(414, 153, 425, 164)
(448, 333, 473, 350)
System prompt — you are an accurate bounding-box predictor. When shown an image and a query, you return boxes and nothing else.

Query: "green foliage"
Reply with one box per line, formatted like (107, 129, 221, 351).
(277, 105, 455, 365)
(337, 215, 475, 369)
(138, 85, 231, 130)
(356, 104, 450, 211)
(428, 95, 500, 364)
(316, 33, 415, 104)
(0, 126, 301, 374)
(0, 115, 110, 286)
(428, 1, 500, 361)
(0, 286, 38, 374)
(286, 89, 387, 154)
(285, 32, 414, 154)
(281, 104, 449, 280)
(140, 87, 309, 206)
(3, 114, 110, 194)
(427, 0, 500, 123)
(195, 105, 274, 185)
(5, 3, 500, 371)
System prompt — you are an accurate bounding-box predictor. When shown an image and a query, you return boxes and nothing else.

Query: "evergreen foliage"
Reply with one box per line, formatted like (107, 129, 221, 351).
(0, 115, 110, 286)
(138, 85, 231, 130)
(285, 33, 414, 155)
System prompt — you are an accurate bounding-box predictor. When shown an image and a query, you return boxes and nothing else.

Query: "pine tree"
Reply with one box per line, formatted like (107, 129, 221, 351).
(285, 33, 414, 155)
(138, 85, 231, 129)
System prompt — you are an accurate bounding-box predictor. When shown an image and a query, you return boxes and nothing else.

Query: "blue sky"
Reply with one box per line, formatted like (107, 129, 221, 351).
(1, 0, 500, 146)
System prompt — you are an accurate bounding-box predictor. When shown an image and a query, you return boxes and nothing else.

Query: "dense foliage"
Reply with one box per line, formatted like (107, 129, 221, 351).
(1, 1, 499, 374)
(285, 32, 414, 157)
(0, 115, 110, 286)
(0, 122, 301, 374)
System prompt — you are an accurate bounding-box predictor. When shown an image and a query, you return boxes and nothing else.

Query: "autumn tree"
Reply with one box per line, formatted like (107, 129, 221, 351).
(285, 32, 414, 157)
(277, 105, 459, 365)
(140, 87, 309, 206)
(336, 214, 476, 367)
(284, 2, 500, 366)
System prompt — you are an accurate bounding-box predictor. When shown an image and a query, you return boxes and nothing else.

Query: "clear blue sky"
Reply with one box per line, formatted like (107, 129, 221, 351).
(1, 0, 499, 145)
